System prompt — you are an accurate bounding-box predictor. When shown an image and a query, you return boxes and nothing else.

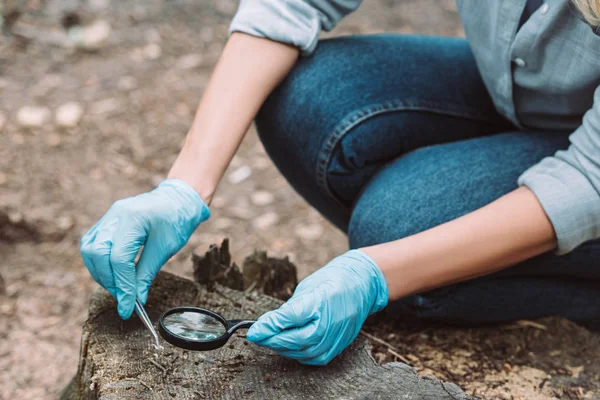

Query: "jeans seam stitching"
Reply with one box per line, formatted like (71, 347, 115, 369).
(315, 99, 504, 209)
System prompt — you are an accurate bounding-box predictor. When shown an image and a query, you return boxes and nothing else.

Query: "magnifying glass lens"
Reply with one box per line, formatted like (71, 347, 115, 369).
(162, 311, 226, 341)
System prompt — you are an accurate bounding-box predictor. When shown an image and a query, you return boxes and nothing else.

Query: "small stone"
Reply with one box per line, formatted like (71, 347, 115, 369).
(567, 365, 585, 379)
(8, 212, 23, 224)
(17, 106, 51, 128)
(253, 212, 279, 230)
(55, 102, 84, 128)
(294, 224, 324, 240)
(82, 20, 111, 49)
(117, 76, 137, 91)
(45, 133, 61, 147)
(0, 111, 6, 132)
(228, 165, 252, 184)
(143, 43, 161, 60)
(0, 172, 7, 185)
(176, 53, 204, 70)
(251, 190, 274, 206)
(57, 215, 74, 231)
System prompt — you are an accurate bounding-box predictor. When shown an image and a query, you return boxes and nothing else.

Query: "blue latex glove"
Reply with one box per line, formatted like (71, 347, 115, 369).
(247, 249, 388, 365)
(80, 178, 209, 319)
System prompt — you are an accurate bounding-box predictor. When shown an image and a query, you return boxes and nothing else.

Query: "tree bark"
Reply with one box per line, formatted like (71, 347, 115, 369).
(60, 271, 476, 400)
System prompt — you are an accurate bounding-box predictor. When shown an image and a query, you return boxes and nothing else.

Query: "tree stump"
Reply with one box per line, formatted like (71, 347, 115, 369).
(60, 271, 475, 400)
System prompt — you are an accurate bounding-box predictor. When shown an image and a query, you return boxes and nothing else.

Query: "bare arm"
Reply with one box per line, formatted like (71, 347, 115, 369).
(362, 186, 557, 300)
(81, 33, 299, 319)
(168, 33, 299, 202)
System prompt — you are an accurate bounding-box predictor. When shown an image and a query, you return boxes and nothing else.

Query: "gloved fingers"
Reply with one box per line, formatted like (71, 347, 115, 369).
(268, 321, 349, 362)
(81, 217, 103, 243)
(135, 236, 171, 304)
(296, 350, 339, 366)
(80, 222, 118, 296)
(81, 252, 117, 298)
(110, 227, 145, 320)
(247, 294, 318, 343)
(275, 346, 333, 366)
(81, 223, 117, 298)
(281, 337, 345, 366)
(251, 319, 320, 353)
(294, 331, 358, 366)
(80, 226, 100, 284)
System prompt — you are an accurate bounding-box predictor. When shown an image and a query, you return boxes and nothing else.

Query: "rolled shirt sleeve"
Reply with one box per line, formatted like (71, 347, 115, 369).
(229, 0, 362, 55)
(519, 85, 600, 254)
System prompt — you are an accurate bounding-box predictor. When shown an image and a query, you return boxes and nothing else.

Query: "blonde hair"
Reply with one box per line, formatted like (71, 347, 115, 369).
(573, 0, 600, 26)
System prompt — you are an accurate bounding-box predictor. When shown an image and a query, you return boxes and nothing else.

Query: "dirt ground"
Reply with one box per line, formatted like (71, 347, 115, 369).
(0, 1, 597, 399)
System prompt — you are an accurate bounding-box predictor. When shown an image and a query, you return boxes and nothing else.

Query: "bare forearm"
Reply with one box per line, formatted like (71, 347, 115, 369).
(168, 33, 299, 202)
(361, 186, 557, 300)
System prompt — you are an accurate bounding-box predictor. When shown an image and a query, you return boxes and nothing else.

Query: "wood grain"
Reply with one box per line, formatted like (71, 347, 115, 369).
(60, 271, 476, 400)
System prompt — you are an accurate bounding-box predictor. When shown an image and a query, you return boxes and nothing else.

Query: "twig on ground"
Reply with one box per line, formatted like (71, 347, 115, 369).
(115, 355, 127, 371)
(386, 348, 413, 365)
(505, 320, 548, 331)
(360, 330, 401, 352)
(244, 280, 258, 293)
(124, 378, 153, 391)
(197, 354, 217, 365)
(148, 357, 167, 376)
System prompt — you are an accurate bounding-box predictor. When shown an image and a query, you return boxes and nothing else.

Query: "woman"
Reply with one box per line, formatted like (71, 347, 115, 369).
(81, 0, 600, 365)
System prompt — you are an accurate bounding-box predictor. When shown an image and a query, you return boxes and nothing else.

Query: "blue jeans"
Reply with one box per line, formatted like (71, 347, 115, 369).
(256, 35, 600, 330)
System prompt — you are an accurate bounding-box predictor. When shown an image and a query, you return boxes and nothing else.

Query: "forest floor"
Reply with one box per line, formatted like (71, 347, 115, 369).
(0, 1, 597, 399)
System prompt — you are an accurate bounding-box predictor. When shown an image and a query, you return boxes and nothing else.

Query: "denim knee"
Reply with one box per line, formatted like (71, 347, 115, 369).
(347, 158, 437, 249)
(255, 50, 355, 229)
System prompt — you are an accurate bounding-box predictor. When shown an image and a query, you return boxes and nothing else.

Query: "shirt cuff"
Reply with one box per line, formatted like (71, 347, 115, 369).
(518, 157, 600, 254)
(229, 0, 322, 56)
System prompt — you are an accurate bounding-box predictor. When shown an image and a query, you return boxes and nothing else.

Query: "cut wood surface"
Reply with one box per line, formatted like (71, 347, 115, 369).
(60, 271, 476, 400)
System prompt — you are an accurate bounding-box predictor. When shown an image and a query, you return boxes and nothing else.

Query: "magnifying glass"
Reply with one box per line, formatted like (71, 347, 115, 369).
(158, 306, 256, 351)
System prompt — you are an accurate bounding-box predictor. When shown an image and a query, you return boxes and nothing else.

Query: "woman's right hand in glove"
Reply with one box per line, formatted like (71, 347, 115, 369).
(80, 33, 299, 320)
(80, 178, 210, 319)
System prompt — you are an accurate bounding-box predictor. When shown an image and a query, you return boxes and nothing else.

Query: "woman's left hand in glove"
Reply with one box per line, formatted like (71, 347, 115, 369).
(246, 249, 389, 365)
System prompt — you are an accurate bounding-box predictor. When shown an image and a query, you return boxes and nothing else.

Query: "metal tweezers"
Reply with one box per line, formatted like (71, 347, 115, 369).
(135, 299, 161, 350)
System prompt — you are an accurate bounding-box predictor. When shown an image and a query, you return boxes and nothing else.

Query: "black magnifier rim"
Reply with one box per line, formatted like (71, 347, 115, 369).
(158, 306, 230, 351)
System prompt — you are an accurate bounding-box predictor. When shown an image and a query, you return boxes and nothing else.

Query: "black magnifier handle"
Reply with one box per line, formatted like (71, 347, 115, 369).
(226, 320, 256, 335)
